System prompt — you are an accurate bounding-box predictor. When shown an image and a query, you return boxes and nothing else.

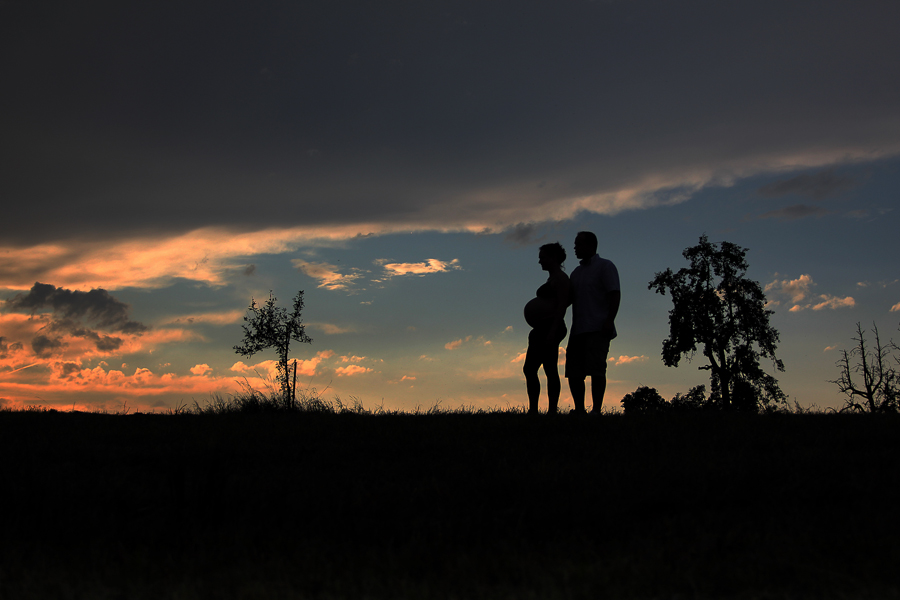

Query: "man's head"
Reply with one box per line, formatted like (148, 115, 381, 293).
(574, 231, 598, 261)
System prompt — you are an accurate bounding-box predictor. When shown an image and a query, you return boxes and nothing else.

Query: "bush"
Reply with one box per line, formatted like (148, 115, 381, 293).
(621, 386, 669, 415)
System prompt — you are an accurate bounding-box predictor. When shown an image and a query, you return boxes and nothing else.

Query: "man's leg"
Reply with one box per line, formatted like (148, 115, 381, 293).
(568, 377, 587, 413)
(590, 374, 606, 414)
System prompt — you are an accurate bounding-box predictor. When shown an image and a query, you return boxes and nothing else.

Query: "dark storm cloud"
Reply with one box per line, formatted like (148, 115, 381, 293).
(8, 283, 148, 333)
(758, 169, 858, 200)
(2, 0, 899, 244)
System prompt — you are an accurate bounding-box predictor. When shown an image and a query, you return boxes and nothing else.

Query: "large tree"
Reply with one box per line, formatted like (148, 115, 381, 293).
(234, 291, 312, 409)
(648, 235, 785, 411)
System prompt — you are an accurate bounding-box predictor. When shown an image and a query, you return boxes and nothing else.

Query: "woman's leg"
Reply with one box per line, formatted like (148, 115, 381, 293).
(523, 337, 542, 413)
(542, 349, 561, 413)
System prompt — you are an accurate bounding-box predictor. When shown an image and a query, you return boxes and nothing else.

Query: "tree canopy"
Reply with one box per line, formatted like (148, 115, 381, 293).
(648, 235, 785, 411)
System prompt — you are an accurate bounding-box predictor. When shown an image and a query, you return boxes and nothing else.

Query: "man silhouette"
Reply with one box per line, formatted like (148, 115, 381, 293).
(566, 231, 620, 414)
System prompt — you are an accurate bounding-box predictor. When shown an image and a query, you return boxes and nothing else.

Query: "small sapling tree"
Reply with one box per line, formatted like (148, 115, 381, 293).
(648, 235, 786, 412)
(234, 290, 312, 409)
(830, 322, 899, 413)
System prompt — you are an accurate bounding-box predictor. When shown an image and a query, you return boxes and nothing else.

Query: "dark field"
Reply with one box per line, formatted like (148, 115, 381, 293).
(2, 410, 899, 599)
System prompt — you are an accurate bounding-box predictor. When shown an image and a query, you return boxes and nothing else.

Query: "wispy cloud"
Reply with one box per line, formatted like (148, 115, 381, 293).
(788, 295, 856, 312)
(312, 323, 357, 335)
(755, 205, 831, 221)
(161, 310, 244, 326)
(293, 260, 364, 291)
(758, 168, 857, 200)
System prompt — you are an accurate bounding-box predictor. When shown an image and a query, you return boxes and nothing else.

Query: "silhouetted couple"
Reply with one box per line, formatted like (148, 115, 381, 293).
(523, 231, 620, 415)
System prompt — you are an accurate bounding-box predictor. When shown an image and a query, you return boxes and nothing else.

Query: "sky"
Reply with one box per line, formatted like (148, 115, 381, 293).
(2, 0, 899, 412)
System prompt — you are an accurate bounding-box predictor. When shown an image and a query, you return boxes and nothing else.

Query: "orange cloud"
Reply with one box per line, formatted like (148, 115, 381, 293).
(765, 274, 814, 304)
(334, 364, 373, 377)
(377, 258, 461, 277)
(765, 275, 854, 312)
(445, 335, 472, 350)
(190, 364, 212, 376)
(608, 355, 649, 366)
(0, 313, 197, 370)
(790, 295, 855, 311)
(0, 362, 232, 410)
(230, 350, 336, 379)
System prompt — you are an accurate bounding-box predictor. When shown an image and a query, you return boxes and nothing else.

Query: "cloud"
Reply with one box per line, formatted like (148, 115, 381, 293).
(230, 350, 336, 379)
(755, 205, 831, 221)
(765, 275, 814, 304)
(377, 258, 462, 277)
(824, 346, 837, 352)
(503, 223, 544, 246)
(190, 364, 212, 376)
(445, 335, 473, 350)
(161, 310, 244, 326)
(811, 295, 855, 310)
(2, 283, 153, 359)
(0, 361, 232, 409)
(891, 302, 900, 312)
(334, 364, 373, 377)
(8, 283, 148, 333)
(2, 0, 899, 263)
(765, 275, 854, 312)
(608, 355, 649, 366)
(313, 323, 357, 334)
(293, 260, 364, 291)
(789, 295, 856, 312)
(758, 168, 857, 200)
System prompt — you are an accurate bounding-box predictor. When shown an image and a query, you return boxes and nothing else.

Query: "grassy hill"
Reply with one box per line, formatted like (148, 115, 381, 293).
(2, 409, 899, 599)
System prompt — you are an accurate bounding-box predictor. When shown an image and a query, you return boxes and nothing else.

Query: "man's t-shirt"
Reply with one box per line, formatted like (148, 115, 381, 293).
(569, 254, 620, 337)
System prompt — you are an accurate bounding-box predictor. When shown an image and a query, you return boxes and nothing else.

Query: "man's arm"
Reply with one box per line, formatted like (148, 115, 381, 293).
(603, 290, 620, 336)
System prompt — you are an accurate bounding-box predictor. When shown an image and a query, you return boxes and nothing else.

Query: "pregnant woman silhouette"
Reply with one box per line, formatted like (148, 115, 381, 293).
(523, 242, 569, 414)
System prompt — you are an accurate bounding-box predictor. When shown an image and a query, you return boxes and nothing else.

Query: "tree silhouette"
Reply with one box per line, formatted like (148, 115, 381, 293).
(648, 235, 785, 411)
(830, 322, 899, 413)
(234, 291, 312, 409)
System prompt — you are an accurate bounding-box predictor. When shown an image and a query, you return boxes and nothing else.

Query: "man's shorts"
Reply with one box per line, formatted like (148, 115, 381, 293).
(565, 331, 611, 379)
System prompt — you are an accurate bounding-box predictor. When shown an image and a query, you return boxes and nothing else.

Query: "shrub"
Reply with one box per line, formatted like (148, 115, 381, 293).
(621, 386, 669, 415)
